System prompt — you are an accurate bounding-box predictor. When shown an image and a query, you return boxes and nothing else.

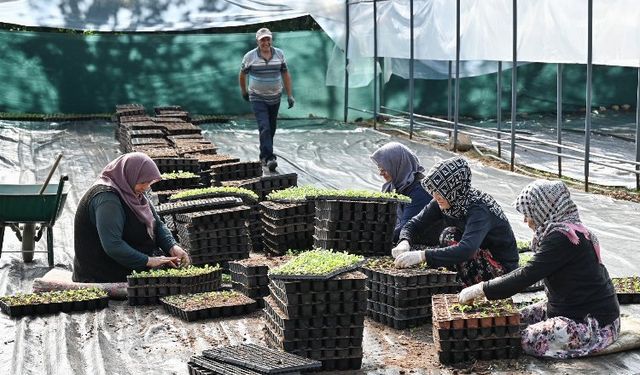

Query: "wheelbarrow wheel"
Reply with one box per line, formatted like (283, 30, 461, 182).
(21, 223, 36, 263)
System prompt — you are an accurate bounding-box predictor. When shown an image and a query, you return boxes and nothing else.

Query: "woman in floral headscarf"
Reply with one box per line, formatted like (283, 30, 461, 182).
(73, 152, 190, 283)
(393, 156, 518, 286)
(370, 142, 443, 245)
(458, 179, 620, 358)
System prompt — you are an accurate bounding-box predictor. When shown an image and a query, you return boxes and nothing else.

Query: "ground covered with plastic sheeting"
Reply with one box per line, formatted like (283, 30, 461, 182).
(0, 119, 639, 375)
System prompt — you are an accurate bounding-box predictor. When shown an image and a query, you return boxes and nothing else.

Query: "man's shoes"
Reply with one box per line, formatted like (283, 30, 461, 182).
(266, 159, 278, 172)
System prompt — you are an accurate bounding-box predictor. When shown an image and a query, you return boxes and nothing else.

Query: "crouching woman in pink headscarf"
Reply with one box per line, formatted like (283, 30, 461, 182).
(72, 152, 190, 283)
(458, 179, 620, 358)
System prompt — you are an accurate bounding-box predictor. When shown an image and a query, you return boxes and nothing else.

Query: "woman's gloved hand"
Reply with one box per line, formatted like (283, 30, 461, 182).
(458, 283, 486, 304)
(391, 240, 411, 258)
(394, 250, 426, 268)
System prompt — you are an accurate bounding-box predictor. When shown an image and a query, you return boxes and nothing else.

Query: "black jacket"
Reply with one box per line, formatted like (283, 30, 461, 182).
(484, 231, 620, 326)
(399, 199, 518, 271)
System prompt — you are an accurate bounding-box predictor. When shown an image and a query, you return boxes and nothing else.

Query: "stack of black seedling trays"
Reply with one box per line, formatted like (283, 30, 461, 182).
(169, 191, 263, 253)
(361, 258, 462, 329)
(192, 154, 241, 185)
(221, 174, 298, 201)
(189, 344, 321, 374)
(210, 161, 263, 184)
(178, 143, 218, 157)
(114, 103, 146, 122)
(175, 202, 251, 267)
(314, 198, 398, 256)
(264, 271, 367, 371)
(432, 294, 521, 364)
(152, 157, 200, 174)
(228, 256, 289, 307)
(259, 200, 314, 255)
(157, 197, 243, 236)
(126, 267, 222, 305)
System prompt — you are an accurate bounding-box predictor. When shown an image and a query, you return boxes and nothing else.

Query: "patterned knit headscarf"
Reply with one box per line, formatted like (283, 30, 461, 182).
(514, 179, 601, 262)
(421, 157, 507, 221)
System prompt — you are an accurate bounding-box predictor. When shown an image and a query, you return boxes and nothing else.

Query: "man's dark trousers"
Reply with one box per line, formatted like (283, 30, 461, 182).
(251, 100, 280, 162)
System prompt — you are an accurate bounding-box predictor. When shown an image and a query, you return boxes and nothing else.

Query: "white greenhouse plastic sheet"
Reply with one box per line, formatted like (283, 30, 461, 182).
(0, 119, 639, 374)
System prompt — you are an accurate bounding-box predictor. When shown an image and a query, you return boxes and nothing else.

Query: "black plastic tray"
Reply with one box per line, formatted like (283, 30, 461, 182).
(268, 260, 366, 281)
(202, 344, 321, 374)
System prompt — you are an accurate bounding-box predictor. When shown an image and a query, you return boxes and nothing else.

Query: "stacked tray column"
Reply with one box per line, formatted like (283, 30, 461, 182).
(259, 201, 314, 255)
(263, 271, 367, 371)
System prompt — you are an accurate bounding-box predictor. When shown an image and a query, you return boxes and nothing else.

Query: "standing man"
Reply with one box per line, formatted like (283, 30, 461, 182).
(239, 27, 294, 172)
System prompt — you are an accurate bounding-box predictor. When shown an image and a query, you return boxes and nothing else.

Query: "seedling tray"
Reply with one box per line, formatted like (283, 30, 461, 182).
(178, 144, 217, 156)
(191, 356, 262, 375)
(157, 197, 242, 215)
(0, 288, 109, 318)
(264, 326, 363, 357)
(367, 289, 432, 308)
(612, 277, 640, 304)
(269, 291, 366, 319)
(161, 291, 257, 321)
(153, 157, 200, 173)
(210, 161, 263, 182)
(222, 174, 298, 201)
(270, 272, 367, 295)
(367, 300, 431, 320)
(269, 260, 365, 281)
(269, 285, 366, 306)
(202, 344, 321, 374)
(232, 282, 270, 300)
(437, 346, 521, 364)
(231, 272, 269, 288)
(314, 218, 391, 233)
(265, 314, 364, 342)
(260, 201, 313, 219)
(363, 257, 459, 286)
(264, 296, 365, 330)
(195, 154, 241, 170)
(175, 205, 250, 226)
(126, 267, 221, 287)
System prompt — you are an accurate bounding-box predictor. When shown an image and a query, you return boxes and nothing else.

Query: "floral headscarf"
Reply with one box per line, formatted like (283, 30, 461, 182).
(514, 179, 601, 262)
(421, 157, 507, 221)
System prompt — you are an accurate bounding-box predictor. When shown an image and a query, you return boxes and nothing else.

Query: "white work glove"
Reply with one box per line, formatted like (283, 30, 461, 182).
(391, 240, 411, 258)
(458, 283, 486, 305)
(394, 250, 426, 268)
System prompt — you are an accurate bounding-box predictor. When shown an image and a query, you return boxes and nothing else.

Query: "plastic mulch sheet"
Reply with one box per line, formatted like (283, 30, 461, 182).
(0, 118, 639, 374)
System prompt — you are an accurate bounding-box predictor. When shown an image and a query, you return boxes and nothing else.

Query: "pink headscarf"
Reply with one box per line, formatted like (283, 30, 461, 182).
(95, 152, 162, 240)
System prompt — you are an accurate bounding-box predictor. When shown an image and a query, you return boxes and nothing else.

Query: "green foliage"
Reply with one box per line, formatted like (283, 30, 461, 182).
(449, 299, 518, 316)
(169, 186, 258, 201)
(160, 171, 199, 180)
(517, 240, 531, 251)
(130, 264, 220, 278)
(161, 290, 242, 309)
(221, 273, 231, 283)
(270, 249, 363, 276)
(267, 185, 411, 203)
(612, 276, 640, 292)
(518, 253, 533, 267)
(0, 287, 107, 306)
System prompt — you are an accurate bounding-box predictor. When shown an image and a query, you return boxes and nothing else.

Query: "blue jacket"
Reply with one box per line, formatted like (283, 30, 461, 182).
(393, 178, 432, 243)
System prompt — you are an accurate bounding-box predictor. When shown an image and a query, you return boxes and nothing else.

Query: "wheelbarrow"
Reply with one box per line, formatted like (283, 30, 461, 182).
(0, 172, 70, 267)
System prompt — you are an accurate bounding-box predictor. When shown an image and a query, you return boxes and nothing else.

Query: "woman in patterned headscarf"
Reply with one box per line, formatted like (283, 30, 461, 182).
(370, 142, 443, 244)
(393, 156, 518, 286)
(458, 179, 620, 358)
(73, 152, 190, 283)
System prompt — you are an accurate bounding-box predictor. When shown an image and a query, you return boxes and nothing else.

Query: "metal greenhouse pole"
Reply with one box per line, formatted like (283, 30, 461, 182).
(497, 62, 502, 157)
(510, 0, 518, 171)
(448, 62, 452, 122)
(343, 0, 350, 123)
(453, 0, 461, 151)
(636, 67, 640, 190)
(408, 0, 415, 139)
(584, 0, 593, 192)
(373, 0, 378, 130)
(557, 64, 563, 177)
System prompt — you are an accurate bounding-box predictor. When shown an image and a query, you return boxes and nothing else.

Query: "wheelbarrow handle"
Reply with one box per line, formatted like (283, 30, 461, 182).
(39, 153, 63, 195)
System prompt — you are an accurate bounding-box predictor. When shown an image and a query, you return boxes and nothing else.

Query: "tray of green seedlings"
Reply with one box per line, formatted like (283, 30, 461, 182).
(518, 253, 544, 292)
(127, 265, 222, 304)
(612, 276, 640, 304)
(268, 249, 364, 281)
(0, 287, 109, 317)
(267, 186, 410, 204)
(169, 186, 259, 204)
(517, 240, 531, 253)
(152, 170, 201, 191)
(160, 290, 257, 322)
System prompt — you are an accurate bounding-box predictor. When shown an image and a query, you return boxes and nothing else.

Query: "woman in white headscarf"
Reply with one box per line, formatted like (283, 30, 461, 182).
(370, 142, 442, 245)
(458, 179, 620, 358)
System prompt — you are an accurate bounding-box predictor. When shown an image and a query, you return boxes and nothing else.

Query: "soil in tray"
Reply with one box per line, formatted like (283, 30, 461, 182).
(0, 288, 110, 317)
(363, 257, 458, 282)
(160, 290, 256, 321)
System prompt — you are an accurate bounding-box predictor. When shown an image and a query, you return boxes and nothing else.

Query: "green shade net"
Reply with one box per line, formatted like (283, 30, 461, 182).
(0, 29, 637, 119)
